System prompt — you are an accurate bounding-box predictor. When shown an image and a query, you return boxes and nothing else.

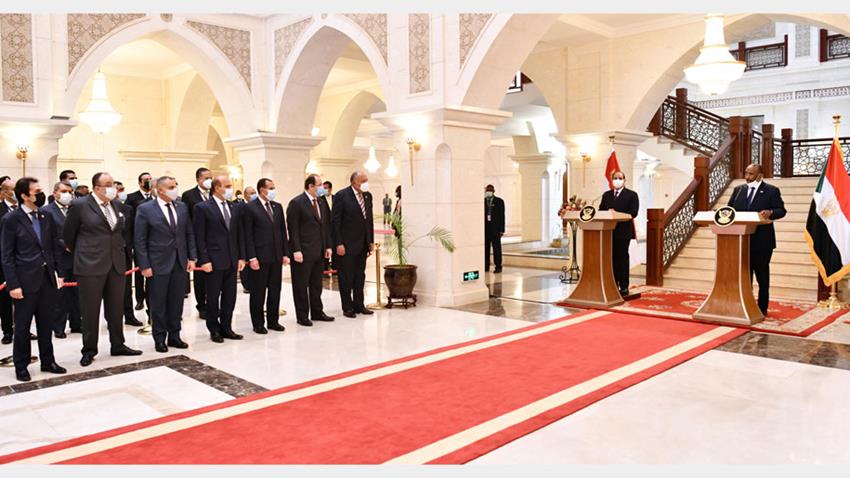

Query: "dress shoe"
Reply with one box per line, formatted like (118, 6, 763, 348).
(222, 330, 243, 340)
(297, 319, 313, 327)
(267, 323, 286, 331)
(15, 369, 31, 382)
(355, 308, 374, 315)
(80, 354, 95, 367)
(343, 310, 357, 318)
(210, 332, 224, 343)
(110, 344, 143, 356)
(1, 334, 11, 345)
(134, 302, 144, 311)
(55, 331, 67, 339)
(167, 337, 189, 349)
(494, 267, 503, 273)
(70, 328, 82, 334)
(124, 317, 144, 327)
(155, 342, 168, 353)
(253, 326, 268, 335)
(313, 314, 335, 322)
(40, 362, 67, 374)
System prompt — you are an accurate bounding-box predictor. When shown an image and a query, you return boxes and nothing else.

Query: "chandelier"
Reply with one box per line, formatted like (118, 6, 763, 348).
(384, 154, 398, 178)
(79, 71, 122, 134)
(684, 15, 745, 96)
(364, 145, 381, 173)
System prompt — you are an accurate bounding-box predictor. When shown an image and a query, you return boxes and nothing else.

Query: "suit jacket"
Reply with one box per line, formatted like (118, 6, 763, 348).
(244, 198, 290, 264)
(484, 196, 506, 235)
(332, 186, 374, 255)
(0, 202, 13, 282)
(287, 193, 332, 263)
(599, 188, 639, 241)
(727, 181, 787, 251)
(181, 186, 208, 218)
(125, 190, 153, 211)
(63, 195, 127, 276)
(1, 207, 63, 293)
(118, 202, 134, 254)
(42, 202, 74, 275)
(193, 197, 244, 270)
(135, 199, 197, 276)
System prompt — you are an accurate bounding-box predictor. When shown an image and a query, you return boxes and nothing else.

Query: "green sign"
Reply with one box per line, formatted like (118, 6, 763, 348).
(463, 271, 480, 281)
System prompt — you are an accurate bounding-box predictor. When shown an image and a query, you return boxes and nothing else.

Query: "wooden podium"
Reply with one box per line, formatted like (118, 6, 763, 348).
(560, 210, 634, 308)
(692, 210, 772, 326)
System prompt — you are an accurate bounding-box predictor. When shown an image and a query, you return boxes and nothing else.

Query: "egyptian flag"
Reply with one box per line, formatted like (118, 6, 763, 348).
(804, 138, 850, 286)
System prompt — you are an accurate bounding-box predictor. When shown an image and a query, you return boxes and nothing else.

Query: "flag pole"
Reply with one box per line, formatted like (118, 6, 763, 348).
(818, 115, 847, 310)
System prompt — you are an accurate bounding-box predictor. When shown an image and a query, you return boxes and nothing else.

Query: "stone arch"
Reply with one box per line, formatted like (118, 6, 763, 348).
(62, 17, 255, 136)
(206, 126, 227, 171)
(328, 91, 387, 158)
(174, 74, 218, 150)
(272, 17, 391, 136)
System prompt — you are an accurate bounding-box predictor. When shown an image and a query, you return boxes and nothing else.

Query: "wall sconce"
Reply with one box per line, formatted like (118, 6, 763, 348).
(16, 145, 28, 175)
(406, 137, 420, 185)
(311, 126, 320, 137)
(579, 151, 591, 163)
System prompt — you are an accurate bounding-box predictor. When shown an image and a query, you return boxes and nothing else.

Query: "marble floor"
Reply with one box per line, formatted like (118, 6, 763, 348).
(2, 266, 850, 463)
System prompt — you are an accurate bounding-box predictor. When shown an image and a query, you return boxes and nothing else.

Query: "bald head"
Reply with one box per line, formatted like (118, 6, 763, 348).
(744, 164, 764, 184)
(211, 175, 232, 200)
(350, 170, 369, 193)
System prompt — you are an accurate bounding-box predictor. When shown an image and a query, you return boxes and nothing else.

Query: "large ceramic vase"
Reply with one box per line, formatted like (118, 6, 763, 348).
(384, 264, 418, 308)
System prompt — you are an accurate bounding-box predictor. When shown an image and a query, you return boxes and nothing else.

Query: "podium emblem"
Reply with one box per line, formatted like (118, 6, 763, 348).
(714, 206, 736, 227)
(579, 205, 597, 222)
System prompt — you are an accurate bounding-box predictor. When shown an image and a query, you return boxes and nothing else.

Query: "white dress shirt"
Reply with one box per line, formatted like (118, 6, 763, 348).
(157, 196, 177, 227)
(304, 191, 320, 219)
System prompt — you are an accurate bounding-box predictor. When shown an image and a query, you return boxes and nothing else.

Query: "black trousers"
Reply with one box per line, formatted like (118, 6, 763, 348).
(78, 269, 126, 356)
(750, 248, 773, 314)
(53, 271, 81, 333)
(124, 251, 145, 321)
(248, 262, 281, 327)
(338, 249, 367, 312)
(13, 270, 57, 371)
(485, 231, 502, 269)
(133, 258, 146, 306)
(240, 268, 252, 292)
(291, 258, 325, 321)
(612, 235, 631, 292)
(193, 269, 207, 317)
(204, 267, 236, 335)
(0, 288, 12, 337)
(149, 260, 187, 344)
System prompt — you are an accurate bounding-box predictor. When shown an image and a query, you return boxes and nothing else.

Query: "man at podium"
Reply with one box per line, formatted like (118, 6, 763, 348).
(727, 164, 786, 315)
(599, 171, 639, 295)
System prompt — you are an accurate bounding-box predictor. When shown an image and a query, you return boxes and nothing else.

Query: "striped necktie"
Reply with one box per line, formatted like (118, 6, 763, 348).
(356, 191, 366, 219)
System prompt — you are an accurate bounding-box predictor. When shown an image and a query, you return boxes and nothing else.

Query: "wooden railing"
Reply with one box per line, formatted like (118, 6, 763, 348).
(648, 88, 730, 158)
(731, 35, 788, 71)
(820, 29, 850, 62)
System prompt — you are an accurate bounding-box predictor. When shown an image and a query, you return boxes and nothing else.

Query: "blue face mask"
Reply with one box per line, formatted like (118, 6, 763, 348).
(316, 186, 326, 197)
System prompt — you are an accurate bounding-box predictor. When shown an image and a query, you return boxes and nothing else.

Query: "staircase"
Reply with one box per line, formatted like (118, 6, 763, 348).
(663, 176, 818, 301)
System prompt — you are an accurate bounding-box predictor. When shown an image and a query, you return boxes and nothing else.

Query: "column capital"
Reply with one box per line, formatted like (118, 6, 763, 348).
(553, 129, 652, 149)
(224, 132, 324, 152)
(510, 152, 556, 167)
(372, 105, 512, 135)
(0, 117, 77, 142)
(313, 156, 357, 168)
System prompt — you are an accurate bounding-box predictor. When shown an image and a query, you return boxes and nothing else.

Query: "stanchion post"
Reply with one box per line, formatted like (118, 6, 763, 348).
(368, 242, 385, 310)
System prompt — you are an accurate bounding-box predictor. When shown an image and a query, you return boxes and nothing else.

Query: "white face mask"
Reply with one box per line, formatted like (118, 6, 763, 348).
(224, 187, 234, 201)
(57, 192, 73, 206)
(103, 187, 117, 200)
(165, 187, 179, 201)
(266, 189, 276, 201)
(118, 191, 128, 202)
(201, 178, 212, 190)
(612, 179, 625, 189)
(359, 181, 370, 193)
(485, 191, 494, 198)
(68, 179, 79, 189)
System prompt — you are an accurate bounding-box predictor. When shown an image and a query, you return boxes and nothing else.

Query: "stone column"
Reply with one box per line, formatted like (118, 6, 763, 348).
(374, 106, 511, 307)
(0, 118, 75, 181)
(312, 156, 357, 192)
(225, 133, 323, 202)
(510, 153, 555, 243)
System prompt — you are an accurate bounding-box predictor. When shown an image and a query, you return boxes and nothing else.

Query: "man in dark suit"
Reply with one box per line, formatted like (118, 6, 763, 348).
(599, 171, 640, 295)
(727, 164, 787, 315)
(48, 170, 78, 204)
(0, 176, 16, 344)
(193, 175, 245, 343)
(332, 171, 374, 318)
(484, 184, 506, 273)
(244, 178, 291, 333)
(125, 172, 153, 311)
(135, 176, 197, 352)
(115, 182, 143, 327)
(64, 172, 142, 367)
(43, 181, 81, 338)
(321, 181, 334, 274)
(182, 167, 213, 319)
(287, 175, 334, 327)
(1, 177, 67, 382)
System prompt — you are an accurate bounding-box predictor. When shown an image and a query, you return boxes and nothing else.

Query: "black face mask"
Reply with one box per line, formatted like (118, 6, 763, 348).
(143, 179, 151, 190)
(35, 191, 46, 207)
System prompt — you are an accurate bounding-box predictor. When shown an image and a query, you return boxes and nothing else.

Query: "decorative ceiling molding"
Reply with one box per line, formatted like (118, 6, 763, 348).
(0, 14, 33, 103)
(408, 13, 430, 94)
(459, 13, 492, 67)
(274, 17, 312, 86)
(343, 14, 388, 65)
(187, 20, 252, 91)
(67, 13, 146, 75)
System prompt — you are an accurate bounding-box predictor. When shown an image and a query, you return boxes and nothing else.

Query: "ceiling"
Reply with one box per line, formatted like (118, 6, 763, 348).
(535, 13, 704, 51)
(100, 38, 192, 79)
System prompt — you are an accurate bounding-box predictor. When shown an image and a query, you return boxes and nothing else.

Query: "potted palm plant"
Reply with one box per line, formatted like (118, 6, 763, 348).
(383, 212, 455, 308)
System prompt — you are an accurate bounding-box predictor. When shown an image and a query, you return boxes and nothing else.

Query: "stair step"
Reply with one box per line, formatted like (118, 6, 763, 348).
(665, 265, 817, 288)
(669, 256, 817, 275)
(662, 277, 817, 301)
(691, 227, 806, 243)
(677, 247, 814, 263)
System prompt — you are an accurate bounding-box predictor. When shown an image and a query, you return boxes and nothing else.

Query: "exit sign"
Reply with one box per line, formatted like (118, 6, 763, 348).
(463, 270, 480, 281)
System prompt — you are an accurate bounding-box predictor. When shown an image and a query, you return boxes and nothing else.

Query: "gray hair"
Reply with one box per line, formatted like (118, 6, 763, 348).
(155, 176, 176, 189)
(349, 170, 364, 184)
(54, 180, 72, 192)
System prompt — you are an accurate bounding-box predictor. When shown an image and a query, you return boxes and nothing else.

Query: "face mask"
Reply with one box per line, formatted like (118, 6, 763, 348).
(201, 178, 212, 190)
(612, 179, 625, 189)
(224, 188, 234, 201)
(118, 191, 128, 202)
(104, 187, 117, 200)
(359, 181, 370, 193)
(316, 186, 326, 197)
(165, 187, 179, 201)
(35, 192, 46, 208)
(143, 179, 151, 190)
(68, 179, 79, 189)
(58, 192, 73, 206)
(266, 189, 276, 201)
(485, 191, 494, 198)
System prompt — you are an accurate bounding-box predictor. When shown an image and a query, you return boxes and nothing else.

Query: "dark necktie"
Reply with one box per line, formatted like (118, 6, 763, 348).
(221, 201, 231, 229)
(10, 204, 16, 211)
(30, 211, 41, 244)
(356, 192, 366, 219)
(746, 187, 755, 207)
(615, 190, 620, 199)
(265, 201, 274, 220)
(312, 199, 320, 220)
(165, 202, 176, 233)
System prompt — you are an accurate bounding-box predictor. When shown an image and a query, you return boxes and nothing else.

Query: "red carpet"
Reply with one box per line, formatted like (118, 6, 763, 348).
(559, 285, 847, 337)
(0, 310, 744, 465)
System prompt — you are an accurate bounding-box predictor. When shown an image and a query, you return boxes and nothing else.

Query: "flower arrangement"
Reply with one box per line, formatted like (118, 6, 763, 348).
(558, 195, 587, 217)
